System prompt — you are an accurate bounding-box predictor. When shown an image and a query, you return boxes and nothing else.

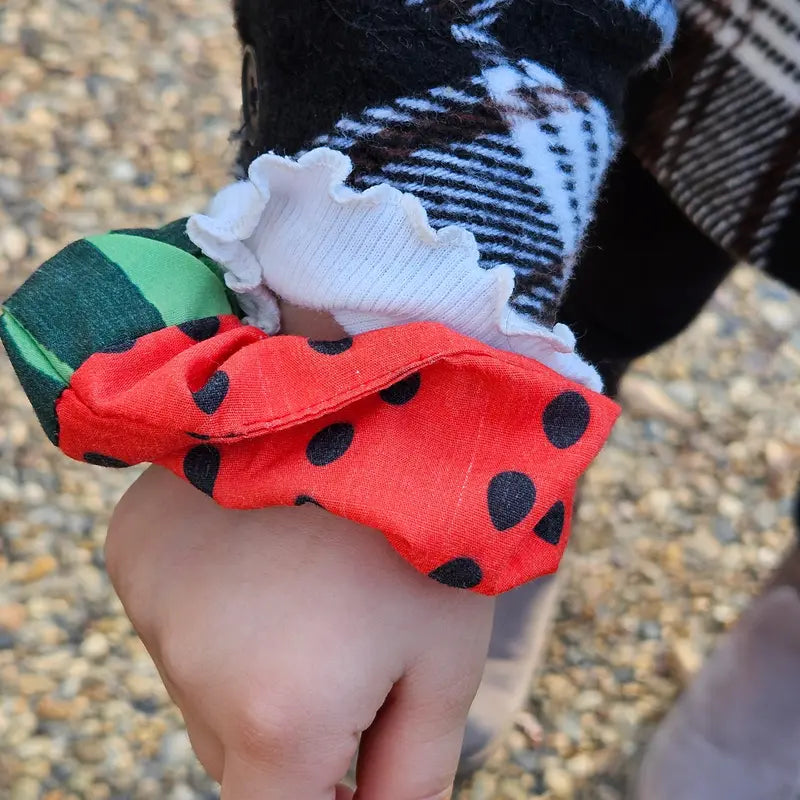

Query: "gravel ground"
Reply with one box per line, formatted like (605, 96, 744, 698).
(1, 2, 799, 798)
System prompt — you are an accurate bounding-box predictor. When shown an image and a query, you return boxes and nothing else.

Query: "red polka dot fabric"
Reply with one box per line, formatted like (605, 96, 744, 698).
(56, 316, 620, 594)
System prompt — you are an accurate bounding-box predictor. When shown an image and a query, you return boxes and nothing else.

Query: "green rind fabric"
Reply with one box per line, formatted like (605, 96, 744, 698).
(112, 218, 200, 256)
(3, 225, 235, 372)
(113, 219, 226, 284)
(198, 254, 228, 286)
(112, 219, 241, 315)
(87, 233, 232, 327)
(0, 309, 73, 382)
(4, 238, 166, 368)
(1, 221, 239, 445)
(0, 312, 65, 445)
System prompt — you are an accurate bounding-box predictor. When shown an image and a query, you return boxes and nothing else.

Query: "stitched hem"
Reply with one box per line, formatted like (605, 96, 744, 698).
(64, 320, 608, 443)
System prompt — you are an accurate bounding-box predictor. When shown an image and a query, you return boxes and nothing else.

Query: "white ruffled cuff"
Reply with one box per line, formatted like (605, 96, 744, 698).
(187, 148, 602, 391)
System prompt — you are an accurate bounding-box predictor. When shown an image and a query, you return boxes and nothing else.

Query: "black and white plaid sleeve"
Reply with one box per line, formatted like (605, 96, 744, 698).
(233, 0, 675, 329)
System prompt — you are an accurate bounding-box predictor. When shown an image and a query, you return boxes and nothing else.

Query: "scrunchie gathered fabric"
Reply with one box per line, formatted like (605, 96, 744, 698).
(0, 222, 618, 595)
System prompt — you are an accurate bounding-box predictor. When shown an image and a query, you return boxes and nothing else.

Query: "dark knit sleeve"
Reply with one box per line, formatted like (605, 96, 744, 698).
(233, 0, 677, 327)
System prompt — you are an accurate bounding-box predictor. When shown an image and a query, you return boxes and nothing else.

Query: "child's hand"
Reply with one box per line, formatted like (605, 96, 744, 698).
(106, 465, 494, 800)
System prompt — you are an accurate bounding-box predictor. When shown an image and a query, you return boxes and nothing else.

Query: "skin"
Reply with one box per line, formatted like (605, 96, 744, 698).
(105, 302, 495, 799)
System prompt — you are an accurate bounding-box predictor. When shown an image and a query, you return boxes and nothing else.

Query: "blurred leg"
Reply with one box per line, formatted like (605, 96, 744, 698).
(458, 571, 565, 778)
(561, 150, 800, 798)
(459, 150, 736, 780)
(637, 546, 800, 800)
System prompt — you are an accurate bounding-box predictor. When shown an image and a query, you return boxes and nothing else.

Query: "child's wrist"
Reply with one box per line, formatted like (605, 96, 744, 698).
(278, 299, 347, 339)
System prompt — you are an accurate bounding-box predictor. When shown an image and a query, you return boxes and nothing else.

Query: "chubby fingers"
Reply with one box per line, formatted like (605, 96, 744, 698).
(211, 669, 374, 800)
(220, 753, 356, 800)
(353, 587, 494, 800)
(354, 640, 490, 799)
(216, 701, 360, 800)
(354, 680, 466, 800)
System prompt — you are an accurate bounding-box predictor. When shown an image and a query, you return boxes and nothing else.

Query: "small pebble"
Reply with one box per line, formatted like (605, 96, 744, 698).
(510, 748, 539, 771)
(160, 730, 194, 765)
(37, 695, 90, 722)
(108, 159, 138, 183)
(762, 300, 795, 332)
(714, 517, 738, 544)
(0, 226, 29, 261)
(637, 620, 662, 641)
(10, 776, 41, 800)
(0, 604, 27, 632)
(574, 690, 605, 712)
(20, 554, 58, 583)
(619, 375, 696, 428)
(468, 772, 497, 800)
(566, 752, 594, 778)
(72, 739, 106, 765)
(669, 638, 702, 685)
(80, 632, 110, 661)
(545, 766, 574, 798)
(169, 785, 197, 800)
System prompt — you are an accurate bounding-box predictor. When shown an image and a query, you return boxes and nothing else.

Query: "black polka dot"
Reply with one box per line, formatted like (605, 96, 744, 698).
(487, 471, 536, 531)
(191, 371, 230, 414)
(101, 339, 135, 354)
(380, 372, 421, 406)
(306, 422, 354, 466)
(84, 452, 130, 469)
(542, 391, 590, 449)
(295, 495, 324, 509)
(534, 501, 565, 545)
(429, 558, 483, 589)
(179, 316, 220, 342)
(184, 444, 221, 497)
(308, 337, 353, 355)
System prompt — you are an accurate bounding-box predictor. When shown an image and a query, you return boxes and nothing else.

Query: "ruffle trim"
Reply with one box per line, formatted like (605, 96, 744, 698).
(187, 148, 603, 392)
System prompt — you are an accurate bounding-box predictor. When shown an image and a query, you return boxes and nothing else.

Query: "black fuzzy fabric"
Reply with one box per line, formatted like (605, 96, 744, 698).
(767, 189, 800, 294)
(231, 0, 676, 327)
(233, 0, 481, 166)
(558, 148, 734, 397)
(492, 0, 665, 121)
(563, 145, 800, 547)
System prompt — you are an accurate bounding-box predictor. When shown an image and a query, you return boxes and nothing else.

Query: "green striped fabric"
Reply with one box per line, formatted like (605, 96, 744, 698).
(112, 217, 204, 255)
(0, 219, 236, 445)
(113, 218, 238, 308)
(1, 310, 69, 444)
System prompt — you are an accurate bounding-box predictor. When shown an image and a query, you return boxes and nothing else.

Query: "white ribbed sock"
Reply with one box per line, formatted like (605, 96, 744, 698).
(188, 148, 602, 391)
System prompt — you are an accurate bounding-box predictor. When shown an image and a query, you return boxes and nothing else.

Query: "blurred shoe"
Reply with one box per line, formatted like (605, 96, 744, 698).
(636, 582, 800, 800)
(457, 568, 566, 780)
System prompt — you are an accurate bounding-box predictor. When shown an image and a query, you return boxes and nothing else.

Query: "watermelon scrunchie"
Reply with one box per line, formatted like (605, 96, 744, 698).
(1, 221, 618, 595)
